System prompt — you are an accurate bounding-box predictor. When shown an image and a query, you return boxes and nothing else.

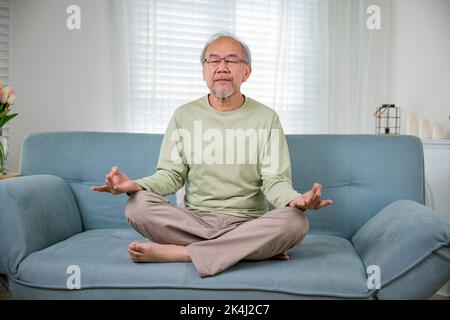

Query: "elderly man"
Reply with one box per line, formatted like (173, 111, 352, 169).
(92, 32, 333, 277)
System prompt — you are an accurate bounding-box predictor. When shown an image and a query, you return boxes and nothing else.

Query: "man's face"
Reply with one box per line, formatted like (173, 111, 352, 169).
(202, 37, 252, 99)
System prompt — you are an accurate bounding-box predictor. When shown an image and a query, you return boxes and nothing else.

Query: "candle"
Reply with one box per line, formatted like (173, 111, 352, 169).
(432, 124, 445, 140)
(419, 118, 432, 139)
(406, 114, 418, 136)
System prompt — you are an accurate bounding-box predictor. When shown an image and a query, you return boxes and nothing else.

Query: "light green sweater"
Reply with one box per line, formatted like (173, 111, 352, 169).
(134, 95, 301, 218)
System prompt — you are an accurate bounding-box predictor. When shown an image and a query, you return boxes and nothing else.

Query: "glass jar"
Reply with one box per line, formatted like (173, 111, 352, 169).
(0, 127, 9, 174)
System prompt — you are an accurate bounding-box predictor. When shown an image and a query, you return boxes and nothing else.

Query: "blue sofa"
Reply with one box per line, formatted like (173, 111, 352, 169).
(0, 132, 449, 299)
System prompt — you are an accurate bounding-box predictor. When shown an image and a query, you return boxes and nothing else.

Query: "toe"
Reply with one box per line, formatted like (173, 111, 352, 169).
(129, 242, 137, 250)
(128, 248, 141, 257)
(129, 252, 142, 262)
(131, 242, 148, 253)
(134, 243, 145, 252)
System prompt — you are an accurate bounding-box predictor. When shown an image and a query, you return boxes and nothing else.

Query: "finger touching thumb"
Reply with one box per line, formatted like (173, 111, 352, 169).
(295, 198, 307, 208)
(114, 181, 134, 193)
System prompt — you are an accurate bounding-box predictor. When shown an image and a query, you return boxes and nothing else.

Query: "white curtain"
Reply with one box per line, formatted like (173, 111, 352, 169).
(111, 0, 391, 135)
(111, 0, 329, 134)
(327, 0, 391, 134)
(0, 0, 9, 84)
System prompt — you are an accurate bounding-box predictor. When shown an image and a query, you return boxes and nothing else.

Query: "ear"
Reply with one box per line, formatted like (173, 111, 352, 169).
(242, 64, 252, 83)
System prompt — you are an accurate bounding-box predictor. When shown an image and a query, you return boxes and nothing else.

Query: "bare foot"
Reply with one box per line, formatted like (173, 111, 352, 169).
(128, 242, 191, 263)
(272, 250, 290, 260)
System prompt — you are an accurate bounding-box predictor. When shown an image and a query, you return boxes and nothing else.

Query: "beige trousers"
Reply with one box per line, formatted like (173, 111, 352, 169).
(125, 190, 309, 277)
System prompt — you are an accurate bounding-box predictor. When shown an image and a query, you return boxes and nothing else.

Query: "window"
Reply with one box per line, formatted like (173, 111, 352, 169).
(0, 0, 9, 84)
(121, 0, 328, 133)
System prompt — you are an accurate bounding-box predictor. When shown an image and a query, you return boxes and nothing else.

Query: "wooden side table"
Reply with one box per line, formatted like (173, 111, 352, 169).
(0, 172, 21, 180)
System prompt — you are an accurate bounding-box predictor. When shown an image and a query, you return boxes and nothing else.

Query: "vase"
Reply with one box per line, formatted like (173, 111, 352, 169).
(0, 127, 9, 175)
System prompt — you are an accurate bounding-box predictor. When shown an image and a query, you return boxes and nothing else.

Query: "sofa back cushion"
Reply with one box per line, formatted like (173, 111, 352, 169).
(20, 132, 174, 230)
(287, 134, 424, 238)
(20, 132, 424, 237)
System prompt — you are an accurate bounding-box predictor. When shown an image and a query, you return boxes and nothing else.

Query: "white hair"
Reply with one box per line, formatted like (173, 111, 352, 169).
(200, 32, 252, 65)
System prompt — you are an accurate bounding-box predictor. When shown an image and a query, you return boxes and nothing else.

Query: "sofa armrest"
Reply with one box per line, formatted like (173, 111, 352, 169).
(352, 200, 450, 293)
(0, 175, 82, 276)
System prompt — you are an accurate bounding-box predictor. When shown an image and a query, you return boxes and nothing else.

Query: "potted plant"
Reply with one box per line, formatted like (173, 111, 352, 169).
(0, 80, 17, 174)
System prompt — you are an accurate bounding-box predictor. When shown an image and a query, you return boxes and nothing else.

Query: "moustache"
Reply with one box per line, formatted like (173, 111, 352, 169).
(214, 76, 232, 81)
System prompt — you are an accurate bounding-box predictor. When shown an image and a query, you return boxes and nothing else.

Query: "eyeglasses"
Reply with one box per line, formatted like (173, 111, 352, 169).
(203, 55, 247, 66)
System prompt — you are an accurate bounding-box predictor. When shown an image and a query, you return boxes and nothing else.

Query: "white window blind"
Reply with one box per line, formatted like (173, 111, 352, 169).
(123, 0, 327, 133)
(0, 0, 9, 84)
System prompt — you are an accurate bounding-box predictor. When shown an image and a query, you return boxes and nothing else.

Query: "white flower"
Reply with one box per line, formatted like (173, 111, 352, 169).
(1, 87, 11, 103)
(7, 94, 15, 105)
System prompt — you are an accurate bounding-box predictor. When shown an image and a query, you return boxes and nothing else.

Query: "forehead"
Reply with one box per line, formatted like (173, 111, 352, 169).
(205, 37, 244, 57)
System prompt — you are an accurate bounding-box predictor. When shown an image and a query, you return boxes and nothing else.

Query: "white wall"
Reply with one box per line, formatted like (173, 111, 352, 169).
(387, 0, 450, 138)
(9, 0, 116, 171)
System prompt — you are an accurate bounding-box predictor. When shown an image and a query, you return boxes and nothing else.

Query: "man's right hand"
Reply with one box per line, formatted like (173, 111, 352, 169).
(90, 166, 143, 195)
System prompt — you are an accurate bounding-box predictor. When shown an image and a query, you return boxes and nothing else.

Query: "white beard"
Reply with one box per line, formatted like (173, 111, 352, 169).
(211, 87, 234, 99)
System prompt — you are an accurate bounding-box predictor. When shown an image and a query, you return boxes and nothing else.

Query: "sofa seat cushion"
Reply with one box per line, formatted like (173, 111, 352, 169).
(14, 229, 370, 299)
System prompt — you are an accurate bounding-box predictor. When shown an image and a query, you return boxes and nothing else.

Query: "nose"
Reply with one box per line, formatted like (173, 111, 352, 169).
(216, 59, 231, 71)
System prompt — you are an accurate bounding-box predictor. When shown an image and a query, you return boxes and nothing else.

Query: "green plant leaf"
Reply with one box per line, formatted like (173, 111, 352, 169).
(0, 113, 18, 127)
(0, 109, 9, 118)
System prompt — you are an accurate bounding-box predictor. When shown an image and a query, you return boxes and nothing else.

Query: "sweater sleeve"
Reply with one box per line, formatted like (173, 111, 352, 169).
(133, 113, 188, 196)
(260, 115, 302, 208)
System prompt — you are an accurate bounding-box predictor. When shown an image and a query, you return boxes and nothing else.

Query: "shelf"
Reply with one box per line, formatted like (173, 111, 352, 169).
(0, 172, 21, 180)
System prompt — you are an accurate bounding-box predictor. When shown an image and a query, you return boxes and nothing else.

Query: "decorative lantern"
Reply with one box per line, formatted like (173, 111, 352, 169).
(374, 104, 401, 135)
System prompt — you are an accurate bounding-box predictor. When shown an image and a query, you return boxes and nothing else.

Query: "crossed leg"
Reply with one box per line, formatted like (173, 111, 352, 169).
(125, 190, 308, 277)
(127, 242, 289, 262)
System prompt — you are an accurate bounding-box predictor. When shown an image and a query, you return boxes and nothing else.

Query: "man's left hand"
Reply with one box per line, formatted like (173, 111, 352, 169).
(288, 183, 333, 211)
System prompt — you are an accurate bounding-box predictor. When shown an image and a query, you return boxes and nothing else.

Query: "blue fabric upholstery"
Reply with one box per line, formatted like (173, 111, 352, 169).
(287, 135, 425, 239)
(0, 132, 448, 299)
(13, 229, 369, 299)
(352, 200, 450, 298)
(19, 132, 176, 230)
(0, 175, 82, 275)
(352, 200, 450, 283)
